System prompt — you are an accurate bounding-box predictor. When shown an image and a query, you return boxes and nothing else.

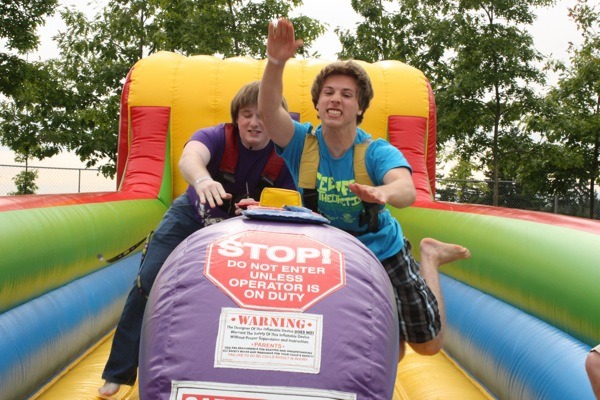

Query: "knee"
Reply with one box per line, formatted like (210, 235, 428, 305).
(411, 343, 442, 356)
(587, 350, 600, 379)
(409, 337, 444, 356)
(137, 259, 164, 295)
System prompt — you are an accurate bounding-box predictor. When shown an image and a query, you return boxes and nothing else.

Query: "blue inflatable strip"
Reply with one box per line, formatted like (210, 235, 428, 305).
(441, 274, 594, 400)
(0, 253, 140, 400)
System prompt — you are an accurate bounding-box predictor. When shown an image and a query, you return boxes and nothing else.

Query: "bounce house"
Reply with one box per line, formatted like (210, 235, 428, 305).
(0, 52, 598, 400)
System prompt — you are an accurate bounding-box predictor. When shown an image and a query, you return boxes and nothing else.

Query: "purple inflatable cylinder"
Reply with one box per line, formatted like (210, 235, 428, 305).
(140, 216, 398, 399)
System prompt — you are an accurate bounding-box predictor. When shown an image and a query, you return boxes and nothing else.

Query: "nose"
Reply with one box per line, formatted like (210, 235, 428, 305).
(330, 91, 342, 103)
(250, 114, 261, 126)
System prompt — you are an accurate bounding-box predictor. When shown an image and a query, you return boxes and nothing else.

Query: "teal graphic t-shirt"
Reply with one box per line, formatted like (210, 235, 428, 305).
(278, 121, 412, 260)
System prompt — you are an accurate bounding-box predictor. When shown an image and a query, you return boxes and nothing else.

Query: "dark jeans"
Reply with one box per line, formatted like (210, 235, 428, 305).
(102, 194, 203, 385)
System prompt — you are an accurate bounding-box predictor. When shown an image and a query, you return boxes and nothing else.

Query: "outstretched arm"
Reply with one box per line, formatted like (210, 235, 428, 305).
(348, 167, 416, 209)
(258, 18, 303, 149)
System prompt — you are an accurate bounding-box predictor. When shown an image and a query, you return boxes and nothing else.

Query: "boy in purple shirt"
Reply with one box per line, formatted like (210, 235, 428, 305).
(99, 81, 295, 397)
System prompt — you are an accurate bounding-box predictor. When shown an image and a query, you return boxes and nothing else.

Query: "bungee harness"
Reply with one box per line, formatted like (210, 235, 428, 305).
(216, 123, 285, 215)
(297, 131, 380, 234)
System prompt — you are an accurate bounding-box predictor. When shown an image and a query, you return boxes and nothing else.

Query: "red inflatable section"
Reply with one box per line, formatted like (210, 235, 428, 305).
(388, 115, 433, 202)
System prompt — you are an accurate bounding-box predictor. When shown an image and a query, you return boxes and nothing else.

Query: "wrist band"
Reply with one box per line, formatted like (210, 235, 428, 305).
(267, 54, 281, 66)
(193, 176, 211, 186)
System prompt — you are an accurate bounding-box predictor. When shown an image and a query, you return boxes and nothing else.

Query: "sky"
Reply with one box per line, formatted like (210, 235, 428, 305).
(0, 0, 584, 173)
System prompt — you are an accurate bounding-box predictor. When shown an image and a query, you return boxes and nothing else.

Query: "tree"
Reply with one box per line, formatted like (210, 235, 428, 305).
(0, 0, 59, 174)
(338, 0, 553, 206)
(527, 0, 599, 218)
(0, 0, 58, 98)
(337, 0, 454, 84)
(0, 60, 66, 184)
(10, 170, 39, 195)
(152, 0, 325, 58)
(36, 0, 324, 177)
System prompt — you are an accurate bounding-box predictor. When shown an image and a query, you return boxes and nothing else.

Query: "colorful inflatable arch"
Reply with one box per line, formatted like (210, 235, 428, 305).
(0, 52, 598, 400)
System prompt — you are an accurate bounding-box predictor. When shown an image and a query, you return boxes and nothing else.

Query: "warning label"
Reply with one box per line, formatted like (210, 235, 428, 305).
(171, 380, 357, 399)
(215, 308, 322, 373)
(205, 231, 345, 311)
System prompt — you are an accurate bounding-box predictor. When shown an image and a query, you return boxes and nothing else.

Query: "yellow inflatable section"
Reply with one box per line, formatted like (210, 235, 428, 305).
(32, 334, 493, 400)
(123, 52, 433, 200)
(28, 52, 493, 399)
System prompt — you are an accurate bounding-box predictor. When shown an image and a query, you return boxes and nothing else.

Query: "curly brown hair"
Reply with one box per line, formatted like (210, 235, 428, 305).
(310, 61, 374, 125)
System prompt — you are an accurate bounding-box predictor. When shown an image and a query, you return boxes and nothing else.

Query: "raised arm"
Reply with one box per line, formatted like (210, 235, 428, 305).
(258, 18, 303, 148)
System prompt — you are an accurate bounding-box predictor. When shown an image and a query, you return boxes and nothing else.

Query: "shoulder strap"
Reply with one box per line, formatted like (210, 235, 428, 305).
(218, 123, 284, 186)
(219, 123, 237, 183)
(353, 139, 374, 186)
(258, 149, 285, 189)
(298, 131, 319, 212)
(298, 133, 374, 189)
(299, 134, 379, 232)
(298, 133, 319, 189)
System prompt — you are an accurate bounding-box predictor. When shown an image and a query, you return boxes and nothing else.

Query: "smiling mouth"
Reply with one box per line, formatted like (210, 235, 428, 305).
(326, 109, 342, 117)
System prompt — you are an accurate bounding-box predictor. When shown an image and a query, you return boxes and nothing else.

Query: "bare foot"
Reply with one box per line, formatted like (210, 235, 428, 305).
(420, 238, 470, 267)
(98, 381, 120, 398)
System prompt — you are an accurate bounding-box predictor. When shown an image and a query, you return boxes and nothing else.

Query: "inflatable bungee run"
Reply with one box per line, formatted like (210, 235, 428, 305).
(0, 52, 598, 400)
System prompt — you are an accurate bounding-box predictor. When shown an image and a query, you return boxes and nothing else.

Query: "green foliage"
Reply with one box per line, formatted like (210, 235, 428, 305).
(0, 0, 58, 97)
(0, 61, 65, 162)
(340, 0, 553, 206)
(150, 0, 323, 58)
(526, 0, 599, 218)
(10, 169, 39, 195)
(24, 0, 324, 178)
(338, 0, 456, 82)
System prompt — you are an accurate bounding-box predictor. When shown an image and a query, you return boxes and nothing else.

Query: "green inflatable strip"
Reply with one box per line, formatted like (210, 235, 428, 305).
(392, 206, 600, 346)
(0, 199, 167, 313)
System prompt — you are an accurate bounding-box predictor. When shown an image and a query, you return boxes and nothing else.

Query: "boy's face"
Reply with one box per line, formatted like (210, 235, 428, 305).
(316, 74, 362, 129)
(236, 105, 270, 150)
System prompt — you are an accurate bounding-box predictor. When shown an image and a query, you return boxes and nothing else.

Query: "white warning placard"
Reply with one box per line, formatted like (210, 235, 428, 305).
(214, 308, 323, 374)
(170, 380, 357, 400)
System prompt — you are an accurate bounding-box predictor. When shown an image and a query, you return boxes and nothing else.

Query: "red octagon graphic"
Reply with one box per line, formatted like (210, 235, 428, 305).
(205, 230, 345, 312)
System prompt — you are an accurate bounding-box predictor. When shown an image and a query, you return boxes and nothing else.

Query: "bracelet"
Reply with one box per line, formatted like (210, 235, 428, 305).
(267, 54, 282, 66)
(193, 176, 211, 187)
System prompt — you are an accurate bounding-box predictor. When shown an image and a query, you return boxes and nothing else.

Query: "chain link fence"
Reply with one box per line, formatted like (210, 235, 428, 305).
(1, 165, 598, 219)
(437, 179, 600, 220)
(0, 164, 115, 195)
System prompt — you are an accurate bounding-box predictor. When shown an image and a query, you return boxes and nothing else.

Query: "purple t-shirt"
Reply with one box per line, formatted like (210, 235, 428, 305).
(185, 124, 296, 225)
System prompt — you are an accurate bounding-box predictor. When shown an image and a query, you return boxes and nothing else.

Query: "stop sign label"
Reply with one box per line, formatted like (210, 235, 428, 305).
(205, 230, 345, 312)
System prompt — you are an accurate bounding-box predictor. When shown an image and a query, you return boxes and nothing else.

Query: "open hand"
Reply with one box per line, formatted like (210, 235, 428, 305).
(348, 182, 387, 205)
(195, 179, 232, 208)
(267, 18, 304, 65)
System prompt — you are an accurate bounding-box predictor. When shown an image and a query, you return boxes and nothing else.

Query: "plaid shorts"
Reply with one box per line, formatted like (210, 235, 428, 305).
(381, 239, 441, 343)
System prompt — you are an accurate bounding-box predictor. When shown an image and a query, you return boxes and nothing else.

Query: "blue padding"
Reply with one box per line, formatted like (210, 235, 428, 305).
(442, 274, 594, 400)
(0, 253, 140, 400)
(242, 207, 330, 224)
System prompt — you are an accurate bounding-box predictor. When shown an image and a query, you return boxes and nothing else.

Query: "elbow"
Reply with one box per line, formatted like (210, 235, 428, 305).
(177, 156, 186, 172)
(407, 187, 417, 205)
(395, 185, 416, 208)
(178, 153, 191, 175)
